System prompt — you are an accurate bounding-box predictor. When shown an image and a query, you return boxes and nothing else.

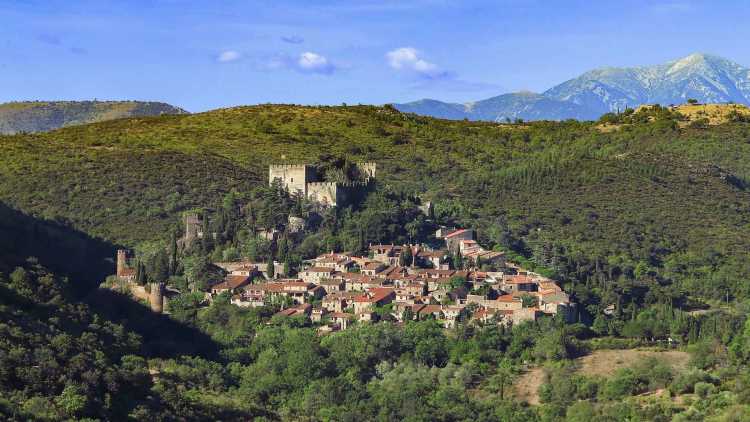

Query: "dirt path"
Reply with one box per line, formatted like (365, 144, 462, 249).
(513, 348, 690, 404)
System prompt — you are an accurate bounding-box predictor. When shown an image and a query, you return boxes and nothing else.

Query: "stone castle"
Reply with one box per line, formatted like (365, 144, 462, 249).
(115, 249, 165, 313)
(268, 162, 376, 206)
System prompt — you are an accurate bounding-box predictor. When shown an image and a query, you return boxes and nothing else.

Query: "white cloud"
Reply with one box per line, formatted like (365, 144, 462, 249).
(298, 52, 330, 72)
(260, 51, 337, 75)
(296, 52, 337, 74)
(217, 50, 241, 63)
(386, 47, 443, 78)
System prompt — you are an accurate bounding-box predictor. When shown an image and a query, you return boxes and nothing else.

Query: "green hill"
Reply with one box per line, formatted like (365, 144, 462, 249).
(0, 100, 188, 134)
(0, 104, 749, 299)
(2, 104, 750, 420)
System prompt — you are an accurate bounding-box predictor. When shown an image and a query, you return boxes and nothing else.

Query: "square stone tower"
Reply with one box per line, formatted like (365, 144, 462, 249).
(268, 164, 317, 196)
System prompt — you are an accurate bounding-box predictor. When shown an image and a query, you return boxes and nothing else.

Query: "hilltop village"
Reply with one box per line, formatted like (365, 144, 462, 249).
(110, 162, 574, 332)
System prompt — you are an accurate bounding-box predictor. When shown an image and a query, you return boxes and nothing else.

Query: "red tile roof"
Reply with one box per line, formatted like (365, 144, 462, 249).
(503, 275, 536, 284)
(213, 275, 252, 291)
(445, 229, 471, 238)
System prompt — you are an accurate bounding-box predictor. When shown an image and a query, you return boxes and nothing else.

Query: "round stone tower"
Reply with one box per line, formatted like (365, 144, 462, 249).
(116, 250, 128, 277)
(149, 282, 165, 313)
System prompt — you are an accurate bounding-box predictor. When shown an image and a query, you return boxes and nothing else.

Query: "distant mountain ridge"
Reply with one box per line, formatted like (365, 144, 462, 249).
(0, 100, 188, 134)
(395, 53, 750, 122)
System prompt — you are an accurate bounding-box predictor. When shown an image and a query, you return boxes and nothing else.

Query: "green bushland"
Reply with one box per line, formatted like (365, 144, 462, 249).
(2, 104, 750, 420)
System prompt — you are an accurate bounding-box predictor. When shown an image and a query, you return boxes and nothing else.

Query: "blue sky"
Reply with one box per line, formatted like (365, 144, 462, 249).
(1, 0, 750, 111)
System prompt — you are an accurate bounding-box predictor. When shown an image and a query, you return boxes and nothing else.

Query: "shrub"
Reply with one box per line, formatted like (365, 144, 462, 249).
(670, 369, 717, 394)
(694, 381, 717, 398)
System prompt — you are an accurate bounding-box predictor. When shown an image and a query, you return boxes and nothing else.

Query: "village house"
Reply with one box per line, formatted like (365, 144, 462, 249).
(416, 249, 450, 269)
(463, 248, 505, 267)
(229, 264, 259, 277)
(418, 268, 456, 280)
(370, 244, 403, 266)
(322, 291, 358, 313)
(394, 288, 418, 303)
(310, 307, 328, 323)
(380, 265, 410, 281)
(330, 312, 354, 330)
(318, 279, 345, 294)
(342, 273, 388, 291)
(353, 287, 395, 314)
(214, 260, 284, 279)
(231, 293, 264, 308)
(434, 226, 456, 239)
(426, 277, 453, 292)
(387, 273, 420, 288)
(444, 229, 475, 251)
(299, 266, 337, 284)
(313, 252, 355, 272)
(361, 261, 387, 276)
(210, 274, 252, 296)
(472, 309, 514, 325)
(244, 280, 324, 305)
(441, 306, 465, 328)
(501, 274, 538, 293)
(275, 303, 312, 318)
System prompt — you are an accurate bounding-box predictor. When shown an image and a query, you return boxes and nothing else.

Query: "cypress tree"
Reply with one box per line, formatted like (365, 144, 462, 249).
(169, 232, 178, 275)
(151, 250, 170, 283)
(267, 257, 275, 279)
(135, 260, 146, 285)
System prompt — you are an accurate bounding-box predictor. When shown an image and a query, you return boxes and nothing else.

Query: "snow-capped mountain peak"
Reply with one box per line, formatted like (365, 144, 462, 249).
(394, 53, 750, 122)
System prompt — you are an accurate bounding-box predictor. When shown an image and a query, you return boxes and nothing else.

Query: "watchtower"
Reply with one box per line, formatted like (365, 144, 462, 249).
(116, 250, 128, 277)
(184, 213, 201, 243)
(268, 164, 316, 196)
(149, 282, 164, 313)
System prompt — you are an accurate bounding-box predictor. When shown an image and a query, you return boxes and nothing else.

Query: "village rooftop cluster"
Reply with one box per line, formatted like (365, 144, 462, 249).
(112, 163, 574, 332)
(197, 227, 573, 333)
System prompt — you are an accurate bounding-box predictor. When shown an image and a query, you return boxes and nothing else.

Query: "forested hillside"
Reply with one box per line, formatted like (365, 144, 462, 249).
(2, 104, 750, 420)
(1, 104, 749, 301)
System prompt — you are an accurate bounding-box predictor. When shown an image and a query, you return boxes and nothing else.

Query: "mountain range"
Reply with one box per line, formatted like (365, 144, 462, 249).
(394, 53, 750, 122)
(0, 100, 187, 134)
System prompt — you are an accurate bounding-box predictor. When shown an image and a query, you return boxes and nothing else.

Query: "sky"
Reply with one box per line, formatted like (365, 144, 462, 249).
(1, 0, 750, 111)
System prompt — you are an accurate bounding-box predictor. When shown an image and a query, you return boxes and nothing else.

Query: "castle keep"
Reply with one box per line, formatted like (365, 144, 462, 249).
(268, 162, 376, 206)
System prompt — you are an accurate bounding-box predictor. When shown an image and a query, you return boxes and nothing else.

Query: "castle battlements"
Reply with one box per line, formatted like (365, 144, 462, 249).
(268, 162, 376, 207)
(268, 164, 312, 171)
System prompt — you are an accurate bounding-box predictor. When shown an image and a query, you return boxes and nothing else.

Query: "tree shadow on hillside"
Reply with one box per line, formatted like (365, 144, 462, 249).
(86, 289, 220, 359)
(0, 201, 220, 360)
(0, 201, 114, 295)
